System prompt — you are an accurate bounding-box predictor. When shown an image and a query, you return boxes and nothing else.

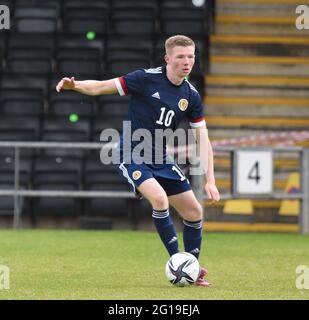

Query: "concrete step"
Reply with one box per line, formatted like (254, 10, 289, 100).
(215, 16, 309, 35)
(206, 87, 309, 98)
(210, 55, 309, 76)
(206, 103, 309, 117)
(209, 127, 308, 142)
(206, 115, 309, 129)
(210, 46, 309, 57)
(210, 35, 309, 57)
(205, 75, 309, 88)
(216, 2, 301, 16)
(211, 35, 309, 45)
(205, 96, 309, 117)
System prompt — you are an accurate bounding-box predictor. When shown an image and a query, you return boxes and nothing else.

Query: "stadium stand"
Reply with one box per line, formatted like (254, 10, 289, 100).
(1, 0, 305, 231)
(204, 0, 307, 228)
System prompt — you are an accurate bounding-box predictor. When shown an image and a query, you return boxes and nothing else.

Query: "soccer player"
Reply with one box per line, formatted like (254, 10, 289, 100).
(56, 35, 220, 287)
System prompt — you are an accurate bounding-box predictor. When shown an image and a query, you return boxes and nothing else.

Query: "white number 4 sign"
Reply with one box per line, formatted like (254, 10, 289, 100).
(234, 150, 273, 196)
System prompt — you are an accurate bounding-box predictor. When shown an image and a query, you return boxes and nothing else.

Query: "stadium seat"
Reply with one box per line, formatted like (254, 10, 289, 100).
(13, 3, 59, 33)
(92, 116, 124, 142)
(32, 155, 83, 215)
(97, 95, 129, 117)
(106, 35, 153, 74)
(2, 74, 48, 97)
(0, 88, 44, 115)
(159, 5, 206, 36)
(6, 33, 54, 74)
(6, 47, 52, 74)
(0, 115, 40, 142)
(63, 4, 109, 34)
(42, 114, 90, 139)
(110, 8, 156, 35)
(0, 184, 29, 216)
(0, 34, 7, 71)
(63, 0, 109, 7)
(56, 34, 105, 62)
(41, 115, 91, 156)
(49, 100, 94, 117)
(107, 56, 150, 75)
(56, 47, 101, 77)
(84, 155, 130, 217)
(0, 155, 32, 187)
(0, 154, 32, 215)
(49, 82, 97, 117)
(112, 0, 158, 9)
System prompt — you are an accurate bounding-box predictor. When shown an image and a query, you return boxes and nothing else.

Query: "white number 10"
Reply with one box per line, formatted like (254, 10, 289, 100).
(156, 107, 175, 127)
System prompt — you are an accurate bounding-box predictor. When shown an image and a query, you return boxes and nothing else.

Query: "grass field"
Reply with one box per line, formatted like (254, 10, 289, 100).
(0, 230, 309, 300)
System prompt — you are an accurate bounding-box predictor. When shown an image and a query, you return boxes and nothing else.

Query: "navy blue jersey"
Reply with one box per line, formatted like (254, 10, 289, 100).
(114, 66, 206, 163)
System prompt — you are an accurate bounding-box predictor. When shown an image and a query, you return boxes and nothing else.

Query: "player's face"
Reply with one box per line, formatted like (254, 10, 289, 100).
(165, 46, 195, 78)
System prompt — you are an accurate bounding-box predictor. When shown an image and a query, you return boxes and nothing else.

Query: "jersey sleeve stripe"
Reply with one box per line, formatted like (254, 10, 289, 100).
(114, 77, 125, 96)
(114, 77, 128, 96)
(119, 76, 129, 95)
(189, 118, 206, 128)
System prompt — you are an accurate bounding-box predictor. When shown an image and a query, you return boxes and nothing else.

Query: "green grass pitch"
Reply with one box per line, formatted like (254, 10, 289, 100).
(0, 230, 309, 300)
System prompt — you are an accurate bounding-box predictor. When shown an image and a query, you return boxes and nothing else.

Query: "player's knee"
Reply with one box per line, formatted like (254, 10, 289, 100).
(185, 203, 203, 221)
(151, 192, 169, 210)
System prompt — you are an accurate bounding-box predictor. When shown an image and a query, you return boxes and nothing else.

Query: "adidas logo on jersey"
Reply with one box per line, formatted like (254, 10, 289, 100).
(151, 92, 160, 99)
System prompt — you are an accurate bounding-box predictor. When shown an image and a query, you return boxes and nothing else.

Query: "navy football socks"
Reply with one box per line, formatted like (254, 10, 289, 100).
(183, 219, 203, 259)
(152, 208, 179, 256)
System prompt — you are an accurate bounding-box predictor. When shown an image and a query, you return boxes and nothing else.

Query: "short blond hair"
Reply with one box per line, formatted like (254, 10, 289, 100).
(165, 35, 195, 55)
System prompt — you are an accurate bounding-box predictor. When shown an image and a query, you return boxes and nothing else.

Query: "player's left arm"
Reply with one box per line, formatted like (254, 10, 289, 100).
(194, 124, 220, 204)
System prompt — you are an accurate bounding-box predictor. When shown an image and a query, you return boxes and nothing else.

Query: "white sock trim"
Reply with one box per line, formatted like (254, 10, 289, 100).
(183, 220, 203, 229)
(152, 209, 169, 219)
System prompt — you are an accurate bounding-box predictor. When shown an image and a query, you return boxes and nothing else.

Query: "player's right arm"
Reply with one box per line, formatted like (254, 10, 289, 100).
(56, 77, 118, 96)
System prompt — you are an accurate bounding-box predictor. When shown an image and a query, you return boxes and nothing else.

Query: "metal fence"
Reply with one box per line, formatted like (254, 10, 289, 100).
(0, 142, 308, 234)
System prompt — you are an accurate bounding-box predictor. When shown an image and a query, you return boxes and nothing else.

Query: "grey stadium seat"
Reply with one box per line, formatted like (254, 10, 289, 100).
(32, 155, 83, 216)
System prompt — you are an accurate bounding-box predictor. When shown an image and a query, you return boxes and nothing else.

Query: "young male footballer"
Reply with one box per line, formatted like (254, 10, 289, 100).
(56, 35, 220, 287)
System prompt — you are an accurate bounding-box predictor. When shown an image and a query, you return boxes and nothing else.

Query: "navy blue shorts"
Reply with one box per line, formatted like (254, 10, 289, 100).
(116, 162, 192, 198)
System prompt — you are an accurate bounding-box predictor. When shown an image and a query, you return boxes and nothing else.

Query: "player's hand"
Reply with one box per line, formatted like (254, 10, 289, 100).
(56, 77, 75, 92)
(205, 181, 220, 204)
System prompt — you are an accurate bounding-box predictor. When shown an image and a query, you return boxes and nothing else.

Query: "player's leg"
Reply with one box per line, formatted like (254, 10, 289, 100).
(168, 190, 203, 259)
(137, 178, 179, 256)
(168, 190, 211, 287)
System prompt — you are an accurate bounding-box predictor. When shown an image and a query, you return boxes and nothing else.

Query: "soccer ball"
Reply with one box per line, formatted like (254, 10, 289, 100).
(165, 252, 200, 287)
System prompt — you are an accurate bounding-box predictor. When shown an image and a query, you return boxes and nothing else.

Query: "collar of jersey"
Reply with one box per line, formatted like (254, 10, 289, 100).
(162, 65, 185, 88)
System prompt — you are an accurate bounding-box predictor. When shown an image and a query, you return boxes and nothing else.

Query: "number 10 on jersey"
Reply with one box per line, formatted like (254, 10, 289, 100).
(233, 150, 273, 196)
